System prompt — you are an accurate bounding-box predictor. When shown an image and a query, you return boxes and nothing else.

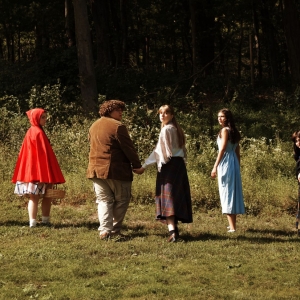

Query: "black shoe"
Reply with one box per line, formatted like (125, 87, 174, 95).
(167, 233, 177, 243)
(41, 222, 52, 227)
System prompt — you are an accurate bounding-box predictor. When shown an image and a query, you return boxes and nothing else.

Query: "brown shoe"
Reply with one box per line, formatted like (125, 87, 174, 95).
(99, 232, 110, 240)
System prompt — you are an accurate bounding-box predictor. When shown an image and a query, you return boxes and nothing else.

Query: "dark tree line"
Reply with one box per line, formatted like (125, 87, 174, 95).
(0, 0, 300, 113)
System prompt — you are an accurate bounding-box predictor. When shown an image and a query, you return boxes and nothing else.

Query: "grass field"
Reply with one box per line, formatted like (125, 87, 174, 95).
(0, 195, 299, 300)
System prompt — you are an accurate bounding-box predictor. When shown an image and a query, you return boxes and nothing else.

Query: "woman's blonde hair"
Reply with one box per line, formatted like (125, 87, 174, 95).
(158, 105, 186, 147)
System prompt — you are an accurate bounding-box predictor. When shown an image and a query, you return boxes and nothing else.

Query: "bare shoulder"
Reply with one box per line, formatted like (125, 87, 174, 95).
(220, 127, 229, 137)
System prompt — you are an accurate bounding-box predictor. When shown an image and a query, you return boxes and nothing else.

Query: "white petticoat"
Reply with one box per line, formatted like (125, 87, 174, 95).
(14, 181, 47, 195)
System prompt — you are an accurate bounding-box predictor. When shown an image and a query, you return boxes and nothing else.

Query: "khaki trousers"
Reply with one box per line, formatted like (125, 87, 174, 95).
(92, 178, 132, 234)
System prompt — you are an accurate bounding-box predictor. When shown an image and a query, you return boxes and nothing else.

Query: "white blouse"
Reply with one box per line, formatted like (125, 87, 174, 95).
(142, 123, 186, 172)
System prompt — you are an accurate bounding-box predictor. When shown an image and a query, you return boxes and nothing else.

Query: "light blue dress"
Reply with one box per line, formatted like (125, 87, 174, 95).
(217, 133, 245, 214)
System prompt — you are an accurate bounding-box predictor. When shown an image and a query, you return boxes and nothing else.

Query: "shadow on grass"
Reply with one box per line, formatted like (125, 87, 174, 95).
(186, 230, 300, 243)
(1, 221, 300, 243)
(245, 228, 293, 236)
(0, 220, 100, 229)
(0, 221, 150, 239)
(0, 220, 30, 227)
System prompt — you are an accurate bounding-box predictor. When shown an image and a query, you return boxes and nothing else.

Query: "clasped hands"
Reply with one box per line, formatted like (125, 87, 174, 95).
(133, 167, 145, 175)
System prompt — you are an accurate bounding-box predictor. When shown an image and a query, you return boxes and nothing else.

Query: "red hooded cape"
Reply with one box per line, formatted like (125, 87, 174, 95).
(12, 108, 65, 184)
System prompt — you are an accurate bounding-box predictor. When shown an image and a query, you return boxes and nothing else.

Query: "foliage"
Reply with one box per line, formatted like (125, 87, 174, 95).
(27, 81, 84, 127)
(0, 107, 28, 147)
(46, 117, 93, 174)
(1, 104, 298, 214)
(1, 0, 300, 115)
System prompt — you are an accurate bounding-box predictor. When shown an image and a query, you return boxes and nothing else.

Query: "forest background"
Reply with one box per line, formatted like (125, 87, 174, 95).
(0, 0, 300, 213)
(1, 1, 300, 299)
(1, 0, 300, 206)
(1, 0, 300, 214)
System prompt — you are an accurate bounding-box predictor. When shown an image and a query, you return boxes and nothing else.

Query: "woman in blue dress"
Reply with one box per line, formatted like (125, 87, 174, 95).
(211, 108, 245, 232)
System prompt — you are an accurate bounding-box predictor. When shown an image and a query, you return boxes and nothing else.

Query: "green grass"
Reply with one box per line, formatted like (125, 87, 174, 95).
(0, 197, 299, 299)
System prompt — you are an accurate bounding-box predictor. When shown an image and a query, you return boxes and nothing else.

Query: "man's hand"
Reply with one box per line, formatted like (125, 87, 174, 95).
(133, 167, 145, 175)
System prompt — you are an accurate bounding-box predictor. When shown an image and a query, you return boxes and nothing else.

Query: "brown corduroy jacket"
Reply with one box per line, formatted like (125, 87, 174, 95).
(86, 116, 141, 181)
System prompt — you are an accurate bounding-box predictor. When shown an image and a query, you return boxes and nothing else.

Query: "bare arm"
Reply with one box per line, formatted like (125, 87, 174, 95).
(211, 128, 228, 179)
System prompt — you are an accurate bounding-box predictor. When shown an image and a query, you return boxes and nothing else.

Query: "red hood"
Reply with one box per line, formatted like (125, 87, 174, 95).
(26, 108, 45, 126)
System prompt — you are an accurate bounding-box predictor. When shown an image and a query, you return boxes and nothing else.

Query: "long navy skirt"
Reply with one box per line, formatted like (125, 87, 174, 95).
(155, 157, 193, 223)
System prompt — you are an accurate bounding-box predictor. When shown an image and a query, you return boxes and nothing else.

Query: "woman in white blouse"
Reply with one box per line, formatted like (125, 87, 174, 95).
(134, 105, 193, 242)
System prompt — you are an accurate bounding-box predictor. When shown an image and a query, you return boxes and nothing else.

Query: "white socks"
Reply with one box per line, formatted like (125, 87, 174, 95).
(167, 224, 175, 231)
(29, 216, 50, 227)
(29, 219, 37, 228)
(42, 216, 50, 224)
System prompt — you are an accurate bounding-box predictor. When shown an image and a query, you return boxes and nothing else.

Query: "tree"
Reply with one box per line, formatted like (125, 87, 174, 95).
(120, 0, 129, 65)
(282, 0, 300, 85)
(197, 0, 215, 75)
(73, 0, 98, 114)
(189, 0, 197, 74)
(65, 0, 76, 47)
(252, 0, 262, 80)
(91, 0, 115, 67)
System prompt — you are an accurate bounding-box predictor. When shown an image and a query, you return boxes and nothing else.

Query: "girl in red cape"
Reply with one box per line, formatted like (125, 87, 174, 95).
(12, 108, 65, 228)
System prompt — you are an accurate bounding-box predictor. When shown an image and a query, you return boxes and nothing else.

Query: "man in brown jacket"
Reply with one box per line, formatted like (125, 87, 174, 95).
(87, 100, 142, 240)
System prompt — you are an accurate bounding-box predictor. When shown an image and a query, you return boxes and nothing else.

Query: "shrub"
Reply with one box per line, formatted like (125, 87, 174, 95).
(1, 95, 299, 215)
(27, 81, 83, 127)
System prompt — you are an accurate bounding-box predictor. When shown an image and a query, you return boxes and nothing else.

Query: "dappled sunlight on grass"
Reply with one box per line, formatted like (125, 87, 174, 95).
(0, 200, 299, 299)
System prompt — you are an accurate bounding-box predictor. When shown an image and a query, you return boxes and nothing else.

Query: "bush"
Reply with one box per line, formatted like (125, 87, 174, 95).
(1, 94, 299, 215)
(27, 81, 83, 127)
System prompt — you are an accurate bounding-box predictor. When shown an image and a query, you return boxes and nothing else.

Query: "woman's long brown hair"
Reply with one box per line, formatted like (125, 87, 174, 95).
(218, 108, 241, 144)
(158, 105, 186, 148)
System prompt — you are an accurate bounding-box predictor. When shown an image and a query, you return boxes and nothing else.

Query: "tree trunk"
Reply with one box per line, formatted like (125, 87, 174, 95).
(17, 27, 21, 63)
(260, 0, 279, 83)
(144, 35, 150, 68)
(65, 0, 75, 47)
(189, 0, 197, 74)
(183, 8, 192, 69)
(237, 20, 244, 78)
(109, 1, 121, 67)
(0, 38, 3, 59)
(91, 0, 114, 67)
(135, 8, 142, 67)
(35, 14, 50, 56)
(3, 22, 14, 62)
(279, 0, 290, 77)
(35, 21, 43, 55)
(252, 0, 262, 80)
(73, 0, 98, 115)
(11, 25, 15, 63)
(172, 34, 178, 74)
(282, 0, 300, 85)
(250, 34, 254, 87)
(197, 0, 215, 75)
(120, 0, 128, 66)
